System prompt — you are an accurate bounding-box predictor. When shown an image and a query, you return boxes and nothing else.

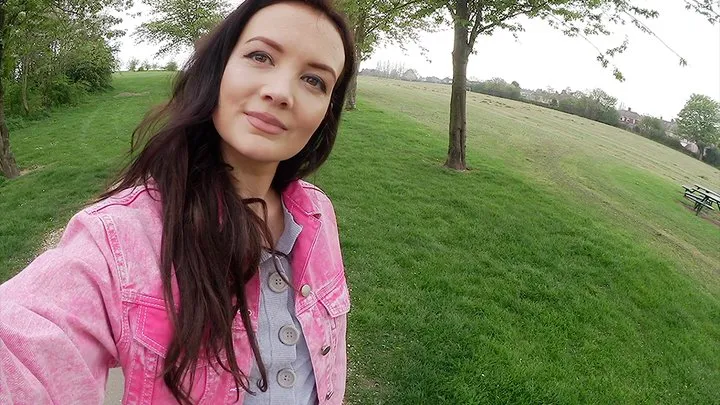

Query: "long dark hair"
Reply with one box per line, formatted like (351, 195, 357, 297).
(100, 1, 355, 403)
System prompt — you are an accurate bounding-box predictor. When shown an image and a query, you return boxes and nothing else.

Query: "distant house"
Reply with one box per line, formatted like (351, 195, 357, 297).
(618, 107, 642, 126)
(663, 119, 679, 137)
(441, 77, 452, 84)
(680, 139, 700, 155)
(425, 76, 442, 84)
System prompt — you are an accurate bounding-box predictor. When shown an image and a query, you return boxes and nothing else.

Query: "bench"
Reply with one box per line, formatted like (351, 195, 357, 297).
(684, 191, 714, 215)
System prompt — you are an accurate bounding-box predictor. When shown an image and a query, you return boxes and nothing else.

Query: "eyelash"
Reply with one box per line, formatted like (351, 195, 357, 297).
(244, 51, 328, 93)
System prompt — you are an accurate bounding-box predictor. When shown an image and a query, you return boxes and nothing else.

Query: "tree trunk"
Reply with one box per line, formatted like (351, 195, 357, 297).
(445, 5, 470, 171)
(0, 6, 21, 179)
(345, 49, 360, 111)
(345, 23, 365, 111)
(21, 58, 30, 115)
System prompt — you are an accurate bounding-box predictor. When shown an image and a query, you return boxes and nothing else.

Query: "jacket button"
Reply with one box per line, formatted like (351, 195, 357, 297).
(325, 390, 334, 400)
(268, 272, 288, 293)
(301, 284, 312, 297)
(321, 345, 331, 356)
(277, 368, 296, 388)
(279, 324, 300, 345)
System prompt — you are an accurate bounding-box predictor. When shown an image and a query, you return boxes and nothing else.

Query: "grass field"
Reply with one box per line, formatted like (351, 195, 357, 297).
(1, 72, 719, 404)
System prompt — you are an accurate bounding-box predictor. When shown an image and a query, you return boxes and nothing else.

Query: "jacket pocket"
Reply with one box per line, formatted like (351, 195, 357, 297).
(126, 295, 209, 405)
(317, 278, 351, 327)
(316, 278, 350, 403)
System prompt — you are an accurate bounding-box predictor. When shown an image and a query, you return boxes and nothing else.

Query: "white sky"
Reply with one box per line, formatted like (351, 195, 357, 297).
(113, 0, 720, 120)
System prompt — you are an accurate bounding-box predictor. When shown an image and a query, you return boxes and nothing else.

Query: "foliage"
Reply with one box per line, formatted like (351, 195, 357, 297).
(64, 38, 117, 91)
(164, 61, 178, 71)
(555, 88, 619, 126)
(373, 60, 406, 79)
(469, 78, 522, 100)
(676, 94, 720, 147)
(433, 0, 719, 170)
(133, 0, 229, 57)
(127, 57, 139, 71)
(638, 116, 667, 139)
(334, 0, 444, 109)
(704, 146, 720, 168)
(335, 0, 444, 58)
(2, 0, 128, 115)
(624, 117, 692, 157)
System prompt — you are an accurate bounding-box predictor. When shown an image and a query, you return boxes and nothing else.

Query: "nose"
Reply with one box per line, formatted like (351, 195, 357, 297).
(260, 74, 294, 109)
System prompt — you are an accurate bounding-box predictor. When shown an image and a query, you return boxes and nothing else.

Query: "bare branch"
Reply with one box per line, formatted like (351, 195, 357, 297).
(622, 10, 688, 66)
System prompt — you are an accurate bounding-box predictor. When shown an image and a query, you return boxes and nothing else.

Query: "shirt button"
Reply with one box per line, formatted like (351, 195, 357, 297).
(301, 284, 312, 297)
(325, 390, 334, 400)
(268, 272, 288, 293)
(321, 345, 331, 356)
(278, 324, 300, 345)
(277, 368, 296, 388)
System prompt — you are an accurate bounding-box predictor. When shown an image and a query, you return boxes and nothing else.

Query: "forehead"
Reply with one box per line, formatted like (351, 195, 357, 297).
(240, 2, 345, 76)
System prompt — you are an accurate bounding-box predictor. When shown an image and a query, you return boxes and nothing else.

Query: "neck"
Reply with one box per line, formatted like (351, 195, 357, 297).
(222, 146, 280, 214)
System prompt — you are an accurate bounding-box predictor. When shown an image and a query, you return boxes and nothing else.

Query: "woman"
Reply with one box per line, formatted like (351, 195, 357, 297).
(0, 0, 355, 403)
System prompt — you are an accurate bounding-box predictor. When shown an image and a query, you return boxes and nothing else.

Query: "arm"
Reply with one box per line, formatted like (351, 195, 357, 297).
(0, 210, 124, 404)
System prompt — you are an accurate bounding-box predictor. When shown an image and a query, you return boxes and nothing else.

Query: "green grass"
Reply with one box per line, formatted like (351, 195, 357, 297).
(0, 71, 174, 275)
(2, 73, 719, 404)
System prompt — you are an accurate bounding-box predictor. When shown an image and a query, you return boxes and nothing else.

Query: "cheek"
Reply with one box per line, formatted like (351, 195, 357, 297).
(299, 103, 330, 137)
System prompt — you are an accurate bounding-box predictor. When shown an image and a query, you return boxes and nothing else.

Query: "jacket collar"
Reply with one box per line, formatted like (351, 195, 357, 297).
(281, 180, 322, 218)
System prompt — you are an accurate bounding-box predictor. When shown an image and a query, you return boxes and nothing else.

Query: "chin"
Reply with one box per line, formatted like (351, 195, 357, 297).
(223, 140, 299, 166)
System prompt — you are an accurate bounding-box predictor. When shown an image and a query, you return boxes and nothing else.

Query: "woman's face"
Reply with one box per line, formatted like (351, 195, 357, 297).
(213, 2, 346, 171)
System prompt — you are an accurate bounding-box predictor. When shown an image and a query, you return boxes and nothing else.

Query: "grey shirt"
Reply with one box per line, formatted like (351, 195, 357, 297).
(243, 202, 318, 405)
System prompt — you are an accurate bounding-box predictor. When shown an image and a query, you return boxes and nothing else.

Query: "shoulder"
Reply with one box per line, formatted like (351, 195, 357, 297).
(296, 179, 330, 200)
(82, 182, 162, 219)
(67, 182, 164, 293)
(293, 179, 338, 220)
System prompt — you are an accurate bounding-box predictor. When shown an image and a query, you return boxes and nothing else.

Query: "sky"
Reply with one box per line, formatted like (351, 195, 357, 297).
(113, 0, 720, 121)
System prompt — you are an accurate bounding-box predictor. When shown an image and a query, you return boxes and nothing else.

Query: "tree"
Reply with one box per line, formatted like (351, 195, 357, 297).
(402, 68, 419, 81)
(0, 6, 20, 179)
(128, 57, 139, 71)
(165, 60, 178, 71)
(638, 116, 667, 139)
(439, 0, 720, 171)
(133, 0, 228, 57)
(0, 0, 130, 179)
(676, 94, 720, 160)
(335, 0, 443, 110)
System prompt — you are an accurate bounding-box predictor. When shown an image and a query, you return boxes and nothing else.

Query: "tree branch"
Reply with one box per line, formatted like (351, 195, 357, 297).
(544, 12, 626, 81)
(365, 0, 432, 34)
(622, 10, 687, 66)
(469, 0, 550, 48)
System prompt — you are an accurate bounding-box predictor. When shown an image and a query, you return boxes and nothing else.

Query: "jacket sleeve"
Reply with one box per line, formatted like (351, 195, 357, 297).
(0, 210, 124, 404)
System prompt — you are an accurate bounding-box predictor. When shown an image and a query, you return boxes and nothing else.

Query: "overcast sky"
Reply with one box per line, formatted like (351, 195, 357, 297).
(114, 0, 720, 120)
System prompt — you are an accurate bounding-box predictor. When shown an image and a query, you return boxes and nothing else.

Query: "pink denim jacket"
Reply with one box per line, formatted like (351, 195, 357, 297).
(0, 180, 350, 404)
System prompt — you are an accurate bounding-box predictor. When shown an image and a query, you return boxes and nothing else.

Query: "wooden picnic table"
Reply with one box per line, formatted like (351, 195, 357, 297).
(683, 184, 720, 215)
(695, 184, 720, 201)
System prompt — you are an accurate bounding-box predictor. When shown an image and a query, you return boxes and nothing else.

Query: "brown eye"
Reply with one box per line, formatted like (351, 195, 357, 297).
(246, 51, 272, 65)
(303, 75, 327, 92)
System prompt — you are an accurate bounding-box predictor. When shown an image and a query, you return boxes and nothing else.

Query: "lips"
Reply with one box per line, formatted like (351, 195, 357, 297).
(245, 111, 287, 135)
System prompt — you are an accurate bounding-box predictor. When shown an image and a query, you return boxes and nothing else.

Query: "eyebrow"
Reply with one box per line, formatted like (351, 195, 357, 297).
(246, 36, 338, 80)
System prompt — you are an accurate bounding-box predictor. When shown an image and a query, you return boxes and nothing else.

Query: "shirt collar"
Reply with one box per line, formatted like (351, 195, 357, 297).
(260, 199, 303, 263)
